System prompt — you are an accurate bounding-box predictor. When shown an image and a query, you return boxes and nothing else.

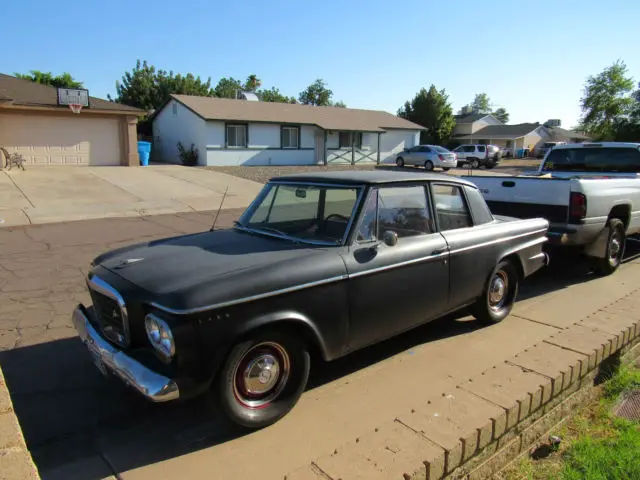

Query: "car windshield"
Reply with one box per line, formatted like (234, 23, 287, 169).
(237, 183, 361, 244)
(542, 147, 640, 173)
(432, 146, 450, 153)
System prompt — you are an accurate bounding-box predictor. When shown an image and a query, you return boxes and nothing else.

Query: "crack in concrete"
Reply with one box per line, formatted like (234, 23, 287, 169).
(3, 171, 35, 208)
(512, 314, 564, 330)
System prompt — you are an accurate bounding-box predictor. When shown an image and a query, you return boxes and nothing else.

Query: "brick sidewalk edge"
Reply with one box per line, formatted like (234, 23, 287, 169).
(285, 289, 640, 480)
(0, 367, 40, 479)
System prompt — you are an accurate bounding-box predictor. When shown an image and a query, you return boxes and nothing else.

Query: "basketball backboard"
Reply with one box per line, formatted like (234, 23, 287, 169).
(57, 88, 90, 107)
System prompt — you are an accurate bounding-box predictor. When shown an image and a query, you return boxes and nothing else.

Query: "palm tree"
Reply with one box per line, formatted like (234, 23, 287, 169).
(244, 74, 262, 92)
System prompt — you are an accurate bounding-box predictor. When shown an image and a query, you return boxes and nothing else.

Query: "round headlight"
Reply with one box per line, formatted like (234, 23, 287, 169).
(145, 314, 175, 360)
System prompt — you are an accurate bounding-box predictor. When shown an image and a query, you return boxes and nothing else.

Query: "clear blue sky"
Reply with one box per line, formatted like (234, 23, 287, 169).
(3, 0, 638, 128)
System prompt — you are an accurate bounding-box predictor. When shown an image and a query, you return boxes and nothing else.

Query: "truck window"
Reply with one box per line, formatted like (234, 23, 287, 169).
(543, 147, 640, 173)
(464, 186, 494, 225)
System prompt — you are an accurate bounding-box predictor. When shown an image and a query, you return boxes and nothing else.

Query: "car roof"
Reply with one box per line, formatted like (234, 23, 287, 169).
(553, 142, 640, 149)
(270, 169, 477, 187)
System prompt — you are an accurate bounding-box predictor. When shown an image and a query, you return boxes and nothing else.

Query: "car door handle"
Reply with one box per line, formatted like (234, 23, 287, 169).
(431, 247, 448, 256)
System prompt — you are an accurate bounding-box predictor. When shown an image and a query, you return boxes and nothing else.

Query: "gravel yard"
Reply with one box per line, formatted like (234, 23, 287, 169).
(207, 158, 540, 184)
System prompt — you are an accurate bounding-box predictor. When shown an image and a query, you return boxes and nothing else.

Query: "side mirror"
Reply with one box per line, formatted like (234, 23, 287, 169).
(382, 231, 398, 247)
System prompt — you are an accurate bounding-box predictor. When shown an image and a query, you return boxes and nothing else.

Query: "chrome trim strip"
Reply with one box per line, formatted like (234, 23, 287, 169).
(72, 306, 179, 402)
(150, 274, 350, 315)
(529, 251, 550, 266)
(151, 227, 549, 316)
(87, 275, 131, 347)
(447, 227, 548, 256)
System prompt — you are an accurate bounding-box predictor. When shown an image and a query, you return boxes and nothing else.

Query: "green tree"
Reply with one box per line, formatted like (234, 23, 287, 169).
(15, 70, 83, 88)
(493, 107, 509, 123)
(298, 79, 333, 106)
(214, 77, 244, 99)
(398, 85, 455, 145)
(244, 74, 262, 92)
(579, 60, 635, 140)
(331, 100, 347, 108)
(257, 87, 297, 103)
(111, 60, 214, 111)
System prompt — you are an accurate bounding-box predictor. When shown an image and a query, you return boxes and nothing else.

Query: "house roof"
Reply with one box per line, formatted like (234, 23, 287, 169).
(0, 73, 143, 114)
(546, 126, 591, 142)
(454, 112, 489, 123)
(454, 123, 541, 140)
(169, 94, 423, 132)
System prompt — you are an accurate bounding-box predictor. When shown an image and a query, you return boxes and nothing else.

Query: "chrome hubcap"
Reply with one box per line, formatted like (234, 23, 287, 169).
(609, 233, 622, 266)
(489, 271, 508, 310)
(233, 342, 290, 408)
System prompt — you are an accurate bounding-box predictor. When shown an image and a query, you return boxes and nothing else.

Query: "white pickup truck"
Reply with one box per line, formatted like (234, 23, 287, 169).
(463, 142, 640, 275)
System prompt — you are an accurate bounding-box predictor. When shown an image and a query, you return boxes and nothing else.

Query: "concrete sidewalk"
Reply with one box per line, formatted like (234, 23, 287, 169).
(0, 166, 262, 227)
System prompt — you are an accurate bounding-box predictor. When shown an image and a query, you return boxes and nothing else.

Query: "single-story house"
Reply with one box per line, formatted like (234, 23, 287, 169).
(152, 95, 423, 166)
(451, 113, 591, 153)
(0, 73, 143, 166)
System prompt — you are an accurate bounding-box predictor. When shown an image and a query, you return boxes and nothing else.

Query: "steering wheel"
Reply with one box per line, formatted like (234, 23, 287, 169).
(325, 213, 349, 223)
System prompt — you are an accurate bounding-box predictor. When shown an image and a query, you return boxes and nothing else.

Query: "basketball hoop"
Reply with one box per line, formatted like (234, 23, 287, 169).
(69, 104, 83, 114)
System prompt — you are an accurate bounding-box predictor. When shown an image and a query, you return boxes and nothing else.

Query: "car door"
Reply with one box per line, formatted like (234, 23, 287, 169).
(430, 183, 496, 307)
(405, 146, 420, 165)
(418, 146, 432, 166)
(342, 185, 450, 352)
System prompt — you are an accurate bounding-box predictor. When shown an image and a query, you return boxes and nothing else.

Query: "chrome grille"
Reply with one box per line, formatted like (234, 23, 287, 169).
(87, 276, 130, 347)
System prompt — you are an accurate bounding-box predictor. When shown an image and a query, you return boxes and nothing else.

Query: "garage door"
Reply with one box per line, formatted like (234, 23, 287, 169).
(0, 113, 121, 166)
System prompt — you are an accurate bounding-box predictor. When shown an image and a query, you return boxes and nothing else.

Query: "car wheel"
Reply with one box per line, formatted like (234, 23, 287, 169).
(424, 160, 434, 171)
(217, 329, 310, 429)
(472, 259, 519, 324)
(396, 157, 405, 167)
(442, 167, 451, 172)
(470, 158, 480, 169)
(590, 218, 625, 276)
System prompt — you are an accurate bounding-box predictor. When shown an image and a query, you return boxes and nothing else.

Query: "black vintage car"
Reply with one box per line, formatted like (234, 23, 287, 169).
(72, 171, 549, 428)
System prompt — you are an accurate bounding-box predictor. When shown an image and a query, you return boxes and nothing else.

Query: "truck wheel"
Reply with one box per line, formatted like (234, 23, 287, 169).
(472, 259, 519, 324)
(485, 161, 496, 170)
(217, 330, 310, 429)
(470, 158, 480, 169)
(590, 218, 625, 276)
(396, 157, 405, 167)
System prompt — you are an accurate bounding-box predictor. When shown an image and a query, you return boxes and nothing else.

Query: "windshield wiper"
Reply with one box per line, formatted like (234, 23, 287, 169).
(258, 226, 290, 237)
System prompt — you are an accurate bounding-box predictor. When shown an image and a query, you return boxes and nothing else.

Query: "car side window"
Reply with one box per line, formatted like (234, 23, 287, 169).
(356, 189, 378, 242)
(377, 186, 432, 238)
(477, 146, 486, 153)
(463, 146, 475, 153)
(464, 186, 494, 224)
(432, 184, 473, 231)
(420, 146, 431, 153)
(409, 146, 419, 152)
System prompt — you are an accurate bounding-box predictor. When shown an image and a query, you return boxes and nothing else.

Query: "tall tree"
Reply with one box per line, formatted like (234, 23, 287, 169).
(298, 79, 333, 106)
(244, 74, 262, 92)
(111, 60, 214, 111)
(15, 70, 83, 88)
(214, 77, 244, 99)
(398, 85, 456, 145)
(331, 100, 347, 108)
(257, 87, 297, 103)
(579, 60, 634, 140)
(493, 107, 509, 123)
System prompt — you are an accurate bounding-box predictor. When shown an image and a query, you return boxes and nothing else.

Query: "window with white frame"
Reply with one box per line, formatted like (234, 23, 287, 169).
(339, 132, 363, 149)
(226, 124, 247, 147)
(281, 126, 299, 149)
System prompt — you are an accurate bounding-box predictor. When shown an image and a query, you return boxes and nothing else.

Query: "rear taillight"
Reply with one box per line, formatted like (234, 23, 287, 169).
(569, 192, 587, 222)
(438, 154, 444, 161)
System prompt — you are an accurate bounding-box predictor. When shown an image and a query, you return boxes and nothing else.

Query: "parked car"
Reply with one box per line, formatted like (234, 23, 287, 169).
(395, 145, 457, 171)
(463, 142, 640, 275)
(536, 142, 566, 159)
(72, 171, 550, 429)
(500, 147, 514, 158)
(453, 144, 502, 169)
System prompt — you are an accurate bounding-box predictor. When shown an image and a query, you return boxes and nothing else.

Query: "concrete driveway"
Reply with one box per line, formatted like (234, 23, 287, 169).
(0, 166, 262, 227)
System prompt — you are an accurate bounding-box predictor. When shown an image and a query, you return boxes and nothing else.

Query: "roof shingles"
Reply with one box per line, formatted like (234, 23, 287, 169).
(171, 94, 423, 132)
(454, 123, 541, 139)
(0, 73, 142, 114)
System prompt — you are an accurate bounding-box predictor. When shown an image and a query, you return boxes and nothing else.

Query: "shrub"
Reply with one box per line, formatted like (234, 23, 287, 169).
(177, 142, 199, 166)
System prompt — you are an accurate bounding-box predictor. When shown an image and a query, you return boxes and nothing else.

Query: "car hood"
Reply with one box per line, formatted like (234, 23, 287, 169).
(94, 229, 345, 312)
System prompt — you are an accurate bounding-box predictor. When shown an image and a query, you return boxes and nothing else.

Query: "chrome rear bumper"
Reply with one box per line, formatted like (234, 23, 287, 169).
(72, 305, 179, 402)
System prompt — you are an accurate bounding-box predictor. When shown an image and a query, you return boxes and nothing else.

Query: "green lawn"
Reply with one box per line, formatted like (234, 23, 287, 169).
(499, 363, 640, 480)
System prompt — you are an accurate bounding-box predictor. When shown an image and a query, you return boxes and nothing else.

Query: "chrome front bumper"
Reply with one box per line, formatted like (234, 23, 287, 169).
(72, 305, 179, 402)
